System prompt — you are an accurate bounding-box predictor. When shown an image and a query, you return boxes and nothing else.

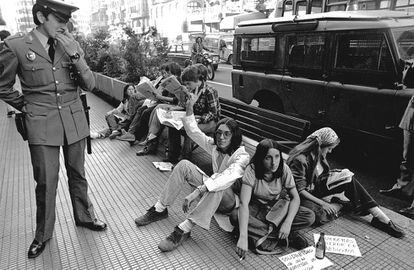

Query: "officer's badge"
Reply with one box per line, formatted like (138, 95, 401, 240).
(26, 51, 36, 61)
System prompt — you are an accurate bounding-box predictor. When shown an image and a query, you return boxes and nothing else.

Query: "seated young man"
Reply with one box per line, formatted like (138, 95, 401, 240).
(134, 90, 249, 252)
(168, 64, 220, 162)
(136, 64, 220, 161)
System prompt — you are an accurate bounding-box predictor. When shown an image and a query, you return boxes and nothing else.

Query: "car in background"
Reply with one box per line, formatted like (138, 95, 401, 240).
(167, 42, 219, 80)
(204, 33, 234, 65)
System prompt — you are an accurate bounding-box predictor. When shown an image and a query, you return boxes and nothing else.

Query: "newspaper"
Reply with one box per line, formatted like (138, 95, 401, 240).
(136, 81, 158, 100)
(156, 108, 186, 130)
(152, 162, 174, 172)
(159, 75, 188, 103)
(326, 169, 354, 190)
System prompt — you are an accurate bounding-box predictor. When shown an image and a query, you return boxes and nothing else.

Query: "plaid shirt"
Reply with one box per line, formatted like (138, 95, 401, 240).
(193, 84, 221, 124)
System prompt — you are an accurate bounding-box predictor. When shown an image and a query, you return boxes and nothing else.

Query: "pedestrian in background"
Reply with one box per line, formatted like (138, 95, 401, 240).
(381, 94, 414, 218)
(0, 0, 107, 259)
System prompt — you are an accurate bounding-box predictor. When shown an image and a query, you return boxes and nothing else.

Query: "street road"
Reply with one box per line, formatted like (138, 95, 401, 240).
(209, 62, 411, 215)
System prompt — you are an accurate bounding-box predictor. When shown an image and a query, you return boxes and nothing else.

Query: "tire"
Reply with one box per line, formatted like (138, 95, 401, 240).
(228, 54, 233, 65)
(207, 64, 215, 80)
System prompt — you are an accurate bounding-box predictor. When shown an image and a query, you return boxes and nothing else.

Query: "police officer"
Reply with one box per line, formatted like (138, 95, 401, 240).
(0, 0, 107, 258)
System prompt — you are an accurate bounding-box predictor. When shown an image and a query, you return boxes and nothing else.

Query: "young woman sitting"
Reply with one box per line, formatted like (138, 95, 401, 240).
(230, 139, 315, 259)
(95, 84, 145, 139)
(287, 127, 405, 238)
(133, 90, 249, 252)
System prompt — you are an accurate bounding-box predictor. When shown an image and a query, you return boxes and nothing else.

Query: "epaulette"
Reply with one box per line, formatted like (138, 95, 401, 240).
(6, 32, 25, 41)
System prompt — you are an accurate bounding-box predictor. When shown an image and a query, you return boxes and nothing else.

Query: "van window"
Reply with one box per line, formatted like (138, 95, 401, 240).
(286, 34, 326, 77)
(283, 0, 293, 16)
(241, 36, 276, 65)
(392, 28, 414, 60)
(335, 33, 393, 71)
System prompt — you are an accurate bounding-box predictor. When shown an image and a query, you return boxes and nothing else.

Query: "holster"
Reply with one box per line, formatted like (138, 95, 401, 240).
(15, 112, 28, 141)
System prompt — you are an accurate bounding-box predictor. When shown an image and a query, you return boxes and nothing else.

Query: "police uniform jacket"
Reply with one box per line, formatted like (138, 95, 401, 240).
(0, 31, 95, 146)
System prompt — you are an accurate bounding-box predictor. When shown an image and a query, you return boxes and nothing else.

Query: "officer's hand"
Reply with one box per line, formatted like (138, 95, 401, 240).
(55, 30, 78, 57)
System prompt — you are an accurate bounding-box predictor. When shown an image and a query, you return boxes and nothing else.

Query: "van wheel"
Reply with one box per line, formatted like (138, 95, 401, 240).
(207, 64, 215, 80)
(256, 94, 284, 113)
(228, 55, 233, 65)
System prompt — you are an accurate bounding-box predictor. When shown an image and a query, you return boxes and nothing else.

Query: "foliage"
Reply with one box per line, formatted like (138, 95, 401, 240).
(74, 26, 169, 84)
(120, 26, 170, 84)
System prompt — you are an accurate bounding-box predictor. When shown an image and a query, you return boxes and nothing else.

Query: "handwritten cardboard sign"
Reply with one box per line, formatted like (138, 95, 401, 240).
(313, 234, 361, 257)
(279, 246, 333, 270)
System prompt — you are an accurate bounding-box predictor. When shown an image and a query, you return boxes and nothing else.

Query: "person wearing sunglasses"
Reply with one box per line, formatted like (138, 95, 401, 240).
(134, 89, 250, 252)
(0, 0, 107, 258)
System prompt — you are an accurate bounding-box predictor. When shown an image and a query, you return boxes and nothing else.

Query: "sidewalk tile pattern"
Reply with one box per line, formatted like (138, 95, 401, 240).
(0, 92, 413, 269)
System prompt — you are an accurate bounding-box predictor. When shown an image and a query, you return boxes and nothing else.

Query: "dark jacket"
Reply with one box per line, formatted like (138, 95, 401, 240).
(288, 153, 330, 193)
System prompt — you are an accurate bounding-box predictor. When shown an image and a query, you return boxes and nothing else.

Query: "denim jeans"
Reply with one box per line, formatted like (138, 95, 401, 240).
(159, 159, 234, 230)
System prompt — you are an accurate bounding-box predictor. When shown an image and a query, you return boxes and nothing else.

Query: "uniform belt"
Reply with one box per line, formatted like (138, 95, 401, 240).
(25, 92, 79, 104)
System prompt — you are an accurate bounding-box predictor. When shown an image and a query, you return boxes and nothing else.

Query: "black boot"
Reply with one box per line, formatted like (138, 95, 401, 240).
(136, 138, 158, 156)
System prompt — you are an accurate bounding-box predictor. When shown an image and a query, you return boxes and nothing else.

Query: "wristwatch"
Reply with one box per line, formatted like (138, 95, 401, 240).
(69, 52, 80, 61)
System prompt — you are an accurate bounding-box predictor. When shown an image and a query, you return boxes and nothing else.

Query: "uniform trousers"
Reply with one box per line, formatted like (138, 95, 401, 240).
(29, 138, 96, 242)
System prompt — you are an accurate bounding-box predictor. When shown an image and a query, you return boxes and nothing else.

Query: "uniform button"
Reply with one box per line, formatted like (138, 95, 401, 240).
(58, 106, 62, 109)
(52, 67, 56, 71)
(55, 80, 59, 84)
(57, 93, 61, 96)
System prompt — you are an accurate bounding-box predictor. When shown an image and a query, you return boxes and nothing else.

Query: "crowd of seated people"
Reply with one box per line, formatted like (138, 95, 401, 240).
(91, 62, 405, 259)
(116, 62, 183, 144)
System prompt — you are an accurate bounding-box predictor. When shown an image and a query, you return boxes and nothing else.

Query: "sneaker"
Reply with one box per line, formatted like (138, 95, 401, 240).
(138, 138, 148, 146)
(371, 217, 404, 238)
(158, 226, 191, 252)
(117, 132, 136, 142)
(134, 206, 168, 226)
(288, 232, 308, 250)
(108, 130, 121, 140)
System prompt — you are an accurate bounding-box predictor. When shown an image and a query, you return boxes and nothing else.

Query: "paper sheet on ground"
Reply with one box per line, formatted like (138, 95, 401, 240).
(152, 162, 174, 172)
(313, 234, 361, 257)
(279, 246, 333, 270)
(157, 108, 186, 130)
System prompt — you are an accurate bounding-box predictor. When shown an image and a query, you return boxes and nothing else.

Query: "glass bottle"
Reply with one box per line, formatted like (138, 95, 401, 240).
(315, 232, 326, 259)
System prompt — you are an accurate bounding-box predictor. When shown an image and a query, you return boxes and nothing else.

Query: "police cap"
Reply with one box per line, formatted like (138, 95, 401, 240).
(34, 0, 79, 24)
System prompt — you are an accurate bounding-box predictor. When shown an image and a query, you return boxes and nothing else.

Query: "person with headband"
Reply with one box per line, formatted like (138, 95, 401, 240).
(0, 0, 107, 258)
(134, 90, 249, 252)
(287, 128, 404, 238)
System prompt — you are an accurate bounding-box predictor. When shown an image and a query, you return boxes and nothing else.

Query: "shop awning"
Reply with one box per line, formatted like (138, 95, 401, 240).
(220, 12, 267, 31)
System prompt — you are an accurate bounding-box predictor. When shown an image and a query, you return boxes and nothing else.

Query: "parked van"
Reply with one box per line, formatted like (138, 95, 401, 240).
(204, 33, 234, 64)
(232, 10, 414, 145)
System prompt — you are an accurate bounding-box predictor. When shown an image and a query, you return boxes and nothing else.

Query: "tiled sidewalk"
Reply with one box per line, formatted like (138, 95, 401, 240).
(0, 92, 413, 269)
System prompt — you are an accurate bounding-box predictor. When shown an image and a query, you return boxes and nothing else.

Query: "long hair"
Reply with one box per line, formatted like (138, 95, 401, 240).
(251, 139, 284, 180)
(122, 83, 134, 103)
(287, 136, 322, 167)
(213, 117, 242, 155)
(287, 128, 340, 168)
